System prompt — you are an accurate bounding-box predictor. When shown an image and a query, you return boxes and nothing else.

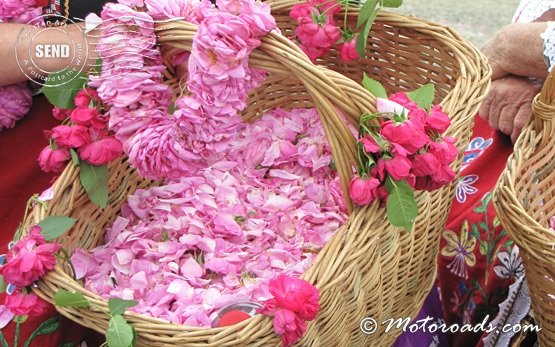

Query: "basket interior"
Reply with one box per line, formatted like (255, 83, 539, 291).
(270, 9, 461, 103)
(64, 15, 462, 252)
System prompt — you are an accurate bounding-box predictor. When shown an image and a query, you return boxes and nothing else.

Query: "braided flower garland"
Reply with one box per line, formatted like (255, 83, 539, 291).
(0, 0, 45, 131)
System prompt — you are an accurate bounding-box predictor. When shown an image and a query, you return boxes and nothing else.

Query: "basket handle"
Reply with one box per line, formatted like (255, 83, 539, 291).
(532, 69, 555, 148)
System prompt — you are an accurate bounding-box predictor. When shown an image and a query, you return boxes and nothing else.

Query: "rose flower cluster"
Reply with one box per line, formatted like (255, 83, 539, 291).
(38, 88, 123, 173)
(349, 92, 458, 206)
(290, 0, 359, 62)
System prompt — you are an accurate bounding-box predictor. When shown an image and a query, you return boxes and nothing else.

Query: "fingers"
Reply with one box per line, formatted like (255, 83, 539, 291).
(496, 102, 517, 136)
(479, 86, 496, 124)
(511, 106, 532, 143)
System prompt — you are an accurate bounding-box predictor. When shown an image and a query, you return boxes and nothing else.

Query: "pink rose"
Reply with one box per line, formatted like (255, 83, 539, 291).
(273, 308, 307, 347)
(74, 90, 90, 108)
(290, 3, 311, 20)
(388, 92, 418, 109)
(52, 107, 71, 121)
(309, 0, 341, 16)
(427, 105, 451, 133)
(338, 39, 358, 61)
(38, 146, 70, 173)
(70, 108, 107, 129)
(297, 19, 340, 48)
(411, 152, 439, 177)
(5, 292, 49, 317)
(268, 275, 320, 320)
(296, 16, 340, 61)
(360, 134, 381, 154)
(79, 137, 123, 165)
(349, 176, 380, 205)
(0, 227, 61, 287)
(51, 125, 92, 148)
(378, 146, 412, 181)
(428, 137, 457, 165)
(259, 275, 320, 347)
(380, 119, 428, 154)
(0, 83, 32, 130)
(299, 44, 328, 61)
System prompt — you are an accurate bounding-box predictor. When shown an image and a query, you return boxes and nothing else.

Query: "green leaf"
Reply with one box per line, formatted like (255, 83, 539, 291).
(70, 149, 80, 167)
(362, 74, 388, 98)
(79, 162, 109, 208)
(357, 0, 379, 27)
(92, 57, 103, 76)
(356, 10, 378, 57)
(380, 0, 403, 8)
(0, 331, 8, 347)
(106, 315, 134, 347)
(54, 289, 90, 308)
(40, 70, 88, 109)
(385, 177, 418, 231)
(38, 216, 76, 241)
(407, 84, 435, 110)
(108, 298, 138, 316)
(23, 317, 60, 347)
(479, 241, 488, 256)
(0, 276, 6, 294)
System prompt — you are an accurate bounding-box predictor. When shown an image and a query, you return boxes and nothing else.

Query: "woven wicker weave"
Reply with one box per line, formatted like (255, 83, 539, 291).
(22, 3, 490, 346)
(494, 70, 555, 347)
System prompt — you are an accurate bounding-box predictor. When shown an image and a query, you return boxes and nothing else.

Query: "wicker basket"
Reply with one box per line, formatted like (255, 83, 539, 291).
(494, 70, 555, 347)
(22, 3, 490, 346)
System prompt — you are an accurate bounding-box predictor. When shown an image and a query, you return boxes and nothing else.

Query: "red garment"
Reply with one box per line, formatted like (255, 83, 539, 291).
(0, 95, 103, 346)
(438, 115, 520, 346)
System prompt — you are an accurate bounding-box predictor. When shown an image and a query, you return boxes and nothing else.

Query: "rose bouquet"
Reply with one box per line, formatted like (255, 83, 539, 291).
(349, 77, 457, 230)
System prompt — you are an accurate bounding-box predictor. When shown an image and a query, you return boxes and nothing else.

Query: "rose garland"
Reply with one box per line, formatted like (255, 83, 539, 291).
(0, 0, 45, 131)
(79, 1, 327, 345)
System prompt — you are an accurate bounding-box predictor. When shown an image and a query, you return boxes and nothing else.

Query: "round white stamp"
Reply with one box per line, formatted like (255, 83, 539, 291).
(15, 14, 89, 87)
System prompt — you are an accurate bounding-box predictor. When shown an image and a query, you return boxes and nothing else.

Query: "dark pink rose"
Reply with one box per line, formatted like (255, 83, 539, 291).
(52, 107, 71, 121)
(5, 292, 49, 316)
(38, 146, 70, 173)
(290, 3, 311, 20)
(273, 309, 307, 347)
(428, 137, 458, 165)
(51, 125, 92, 148)
(338, 39, 358, 61)
(380, 119, 428, 154)
(79, 137, 123, 165)
(427, 105, 451, 133)
(0, 227, 61, 287)
(349, 176, 380, 205)
(412, 152, 440, 177)
(360, 134, 381, 154)
(70, 108, 106, 129)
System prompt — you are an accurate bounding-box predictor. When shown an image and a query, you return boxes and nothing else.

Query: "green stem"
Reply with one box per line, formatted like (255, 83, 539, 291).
(343, 0, 349, 33)
(14, 321, 21, 347)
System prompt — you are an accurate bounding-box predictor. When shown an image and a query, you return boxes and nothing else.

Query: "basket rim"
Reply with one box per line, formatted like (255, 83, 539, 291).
(26, 3, 492, 343)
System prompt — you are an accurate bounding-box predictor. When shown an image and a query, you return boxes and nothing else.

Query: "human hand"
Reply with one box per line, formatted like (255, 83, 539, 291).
(479, 75, 542, 142)
(482, 23, 549, 81)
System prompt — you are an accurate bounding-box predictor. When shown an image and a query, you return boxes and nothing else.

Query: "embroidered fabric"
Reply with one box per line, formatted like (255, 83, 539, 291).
(513, 0, 555, 23)
(482, 276, 531, 347)
(542, 21, 555, 71)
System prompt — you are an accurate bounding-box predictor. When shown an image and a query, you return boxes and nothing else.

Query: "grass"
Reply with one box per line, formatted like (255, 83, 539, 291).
(390, 0, 521, 47)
